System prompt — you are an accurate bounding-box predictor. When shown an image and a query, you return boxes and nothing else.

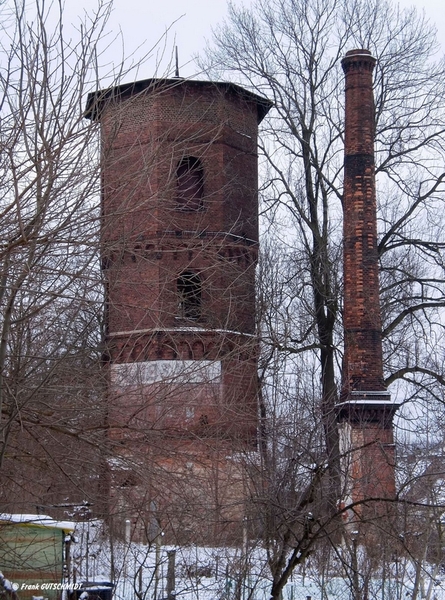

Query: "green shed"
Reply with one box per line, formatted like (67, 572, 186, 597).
(0, 514, 75, 600)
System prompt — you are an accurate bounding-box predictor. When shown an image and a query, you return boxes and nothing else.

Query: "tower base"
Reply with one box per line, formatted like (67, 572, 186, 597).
(337, 391, 400, 524)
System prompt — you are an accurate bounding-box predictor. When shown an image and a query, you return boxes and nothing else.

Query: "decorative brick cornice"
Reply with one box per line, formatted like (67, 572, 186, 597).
(341, 49, 376, 74)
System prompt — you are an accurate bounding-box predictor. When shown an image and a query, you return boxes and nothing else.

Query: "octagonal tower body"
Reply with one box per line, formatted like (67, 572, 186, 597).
(86, 79, 271, 543)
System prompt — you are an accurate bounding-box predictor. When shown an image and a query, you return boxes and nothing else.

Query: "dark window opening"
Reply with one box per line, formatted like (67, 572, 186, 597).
(176, 157, 204, 210)
(199, 414, 209, 426)
(178, 271, 201, 320)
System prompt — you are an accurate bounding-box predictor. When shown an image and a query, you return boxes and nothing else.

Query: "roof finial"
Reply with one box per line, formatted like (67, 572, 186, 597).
(175, 46, 180, 78)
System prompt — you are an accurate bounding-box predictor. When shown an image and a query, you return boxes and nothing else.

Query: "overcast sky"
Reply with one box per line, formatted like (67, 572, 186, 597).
(60, 0, 445, 83)
(79, 0, 445, 81)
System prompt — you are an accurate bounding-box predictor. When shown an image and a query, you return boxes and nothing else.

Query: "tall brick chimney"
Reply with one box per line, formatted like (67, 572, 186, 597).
(337, 50, 399, 521)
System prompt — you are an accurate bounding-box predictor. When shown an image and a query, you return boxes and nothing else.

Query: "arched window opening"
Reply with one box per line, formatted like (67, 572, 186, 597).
(192, 340, 204, 359)
(176, 157, 204, 210)
(177, 271, 201, 320)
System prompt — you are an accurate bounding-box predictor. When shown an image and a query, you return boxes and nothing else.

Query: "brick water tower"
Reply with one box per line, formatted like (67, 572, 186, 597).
(337, 50, 400, 525)
(86, 78, 271, 543)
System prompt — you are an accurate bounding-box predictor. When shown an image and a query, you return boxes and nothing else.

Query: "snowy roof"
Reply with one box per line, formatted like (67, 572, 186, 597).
(109, 327, 256, 338)
(0, 513, 75, 531)
(336, 390, 401, 408)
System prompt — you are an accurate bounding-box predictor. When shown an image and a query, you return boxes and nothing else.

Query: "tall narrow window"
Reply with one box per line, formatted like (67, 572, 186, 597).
(176, 157, 204, 210)
(178, 271, 201, 320)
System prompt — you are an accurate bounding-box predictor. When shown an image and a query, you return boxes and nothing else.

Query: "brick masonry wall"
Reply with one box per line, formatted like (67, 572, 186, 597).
(339, 414, 396, 501)
(95, 79, 268, 543)
(342, 50, 385, 394)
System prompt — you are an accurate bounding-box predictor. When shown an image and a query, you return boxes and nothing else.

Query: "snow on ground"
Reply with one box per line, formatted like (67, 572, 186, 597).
(70, 521, 445, 600)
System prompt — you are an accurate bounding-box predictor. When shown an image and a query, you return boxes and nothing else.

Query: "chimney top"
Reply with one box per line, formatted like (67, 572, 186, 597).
(345, 48, 372, 57)
(342, 49, 376, 73)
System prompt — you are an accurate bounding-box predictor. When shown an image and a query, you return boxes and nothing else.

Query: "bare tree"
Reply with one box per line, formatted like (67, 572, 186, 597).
(0, 0, 266, 558)
(202, 0, 445, 595)
(0, 0, 165, 515)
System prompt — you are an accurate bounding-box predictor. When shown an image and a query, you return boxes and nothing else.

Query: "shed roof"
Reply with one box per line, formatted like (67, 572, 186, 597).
(0, 514, 75, 532)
